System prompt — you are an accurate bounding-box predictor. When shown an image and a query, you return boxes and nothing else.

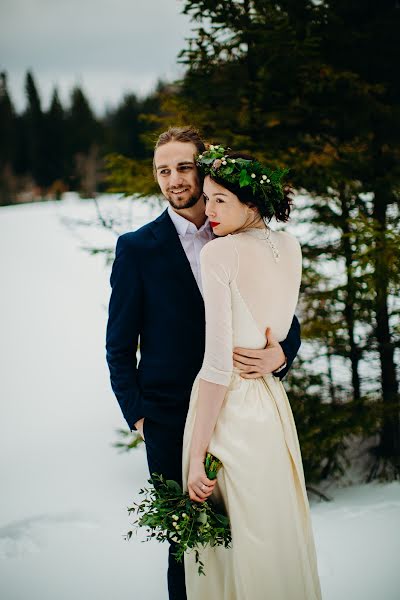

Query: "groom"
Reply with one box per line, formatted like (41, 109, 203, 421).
(106, 126, 301, 600)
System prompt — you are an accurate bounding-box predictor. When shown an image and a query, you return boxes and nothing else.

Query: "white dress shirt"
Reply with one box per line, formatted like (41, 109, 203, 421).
(168, 205, 214, 295)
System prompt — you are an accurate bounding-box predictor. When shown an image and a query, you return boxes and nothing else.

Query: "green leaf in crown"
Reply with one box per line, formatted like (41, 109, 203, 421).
(239, 169, 252, 187)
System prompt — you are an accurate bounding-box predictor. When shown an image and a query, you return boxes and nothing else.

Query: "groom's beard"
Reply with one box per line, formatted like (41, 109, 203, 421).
(167, 193, 201, 210)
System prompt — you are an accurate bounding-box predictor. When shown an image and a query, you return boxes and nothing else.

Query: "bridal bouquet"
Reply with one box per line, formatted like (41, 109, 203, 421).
(125, 453, 231, 575)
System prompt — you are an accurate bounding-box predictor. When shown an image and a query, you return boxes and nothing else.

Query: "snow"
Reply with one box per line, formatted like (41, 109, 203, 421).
(0, 197, 399, 600)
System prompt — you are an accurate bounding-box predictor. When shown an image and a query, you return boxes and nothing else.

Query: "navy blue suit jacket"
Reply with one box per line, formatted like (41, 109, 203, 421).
(106, 209, 301, 431)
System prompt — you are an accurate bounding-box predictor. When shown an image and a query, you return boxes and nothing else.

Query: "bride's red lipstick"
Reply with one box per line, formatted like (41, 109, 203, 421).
(210, 221, 220, 228)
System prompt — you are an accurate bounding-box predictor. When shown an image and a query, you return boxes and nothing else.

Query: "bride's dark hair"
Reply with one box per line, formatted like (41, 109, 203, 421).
(208, 152, 292, 223)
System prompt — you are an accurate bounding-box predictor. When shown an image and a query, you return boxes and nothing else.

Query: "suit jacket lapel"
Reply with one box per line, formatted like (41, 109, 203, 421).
(149, 209, 204, 308)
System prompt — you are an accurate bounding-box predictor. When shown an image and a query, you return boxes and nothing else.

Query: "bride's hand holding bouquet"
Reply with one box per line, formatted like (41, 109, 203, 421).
(187, 454, 217, 503)
(126, 452, 231, 575)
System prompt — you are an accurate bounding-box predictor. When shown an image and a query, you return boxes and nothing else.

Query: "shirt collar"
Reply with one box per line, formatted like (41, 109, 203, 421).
(168, 205, 212, 237)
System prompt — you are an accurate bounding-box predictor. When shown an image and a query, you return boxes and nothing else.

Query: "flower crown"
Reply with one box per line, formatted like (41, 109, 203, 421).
(196, 144, 289, 218)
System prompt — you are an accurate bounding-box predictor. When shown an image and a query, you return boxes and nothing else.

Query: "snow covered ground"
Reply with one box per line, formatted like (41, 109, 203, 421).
(0, 197, 399, 600)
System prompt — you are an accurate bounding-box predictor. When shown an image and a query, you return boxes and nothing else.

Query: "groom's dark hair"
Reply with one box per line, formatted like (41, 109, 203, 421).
(153, 126, 206, 177)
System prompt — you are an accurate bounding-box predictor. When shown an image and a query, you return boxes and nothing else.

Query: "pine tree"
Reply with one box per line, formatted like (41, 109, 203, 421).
(24, 70, 48, 189)
(0, 72, 16, 166)
(66, 86, 103, 191)
(67, 86, 102, 154)
(0, 71, 17, 204)
(45, 88, 67, 188)
(104, 93, 147, 159)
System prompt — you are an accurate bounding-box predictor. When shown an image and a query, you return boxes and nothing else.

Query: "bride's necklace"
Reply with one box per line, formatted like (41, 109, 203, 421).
(243, 224, 280, 263)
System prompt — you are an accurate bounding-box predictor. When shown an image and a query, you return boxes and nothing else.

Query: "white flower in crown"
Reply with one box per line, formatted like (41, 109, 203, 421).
(209, 144, 215, 150)
(251, 173, 256, 178)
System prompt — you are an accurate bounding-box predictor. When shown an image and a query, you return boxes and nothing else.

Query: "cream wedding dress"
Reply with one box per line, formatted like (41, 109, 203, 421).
(182, 228, 322, 600)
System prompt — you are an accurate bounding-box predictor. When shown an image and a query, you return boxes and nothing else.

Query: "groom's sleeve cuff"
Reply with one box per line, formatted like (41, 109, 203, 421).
(273, 357, 287, 375)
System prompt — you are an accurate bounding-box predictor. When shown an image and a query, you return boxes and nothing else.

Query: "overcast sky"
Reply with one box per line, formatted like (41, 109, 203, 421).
(0, 0, 193, 114)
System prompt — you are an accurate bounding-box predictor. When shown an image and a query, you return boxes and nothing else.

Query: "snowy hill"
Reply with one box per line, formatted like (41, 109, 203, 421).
(0, 198, 399, 600)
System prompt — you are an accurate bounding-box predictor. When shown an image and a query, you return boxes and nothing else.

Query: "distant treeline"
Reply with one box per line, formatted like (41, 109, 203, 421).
(0, 70, 165, 204)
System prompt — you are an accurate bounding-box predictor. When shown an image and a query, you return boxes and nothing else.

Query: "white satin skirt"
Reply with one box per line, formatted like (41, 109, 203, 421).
(182, 372, 322, 600)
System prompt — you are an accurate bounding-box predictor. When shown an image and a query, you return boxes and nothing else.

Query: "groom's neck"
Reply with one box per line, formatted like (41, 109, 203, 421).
(172, 202, 208, 230)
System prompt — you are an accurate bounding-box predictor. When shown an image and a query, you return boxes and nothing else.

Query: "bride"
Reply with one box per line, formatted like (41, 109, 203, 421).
(182, 146, 322, 599)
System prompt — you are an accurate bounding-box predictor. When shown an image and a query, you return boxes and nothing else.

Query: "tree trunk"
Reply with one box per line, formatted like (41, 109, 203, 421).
(372, 195, 400, 469)
(242, 0, 258, 139)
(339, 188, 362, 402)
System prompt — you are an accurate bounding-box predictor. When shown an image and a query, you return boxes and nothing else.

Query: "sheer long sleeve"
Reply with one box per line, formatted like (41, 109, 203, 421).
(188, 237, 237, 461)
(198, 237, 238, 387)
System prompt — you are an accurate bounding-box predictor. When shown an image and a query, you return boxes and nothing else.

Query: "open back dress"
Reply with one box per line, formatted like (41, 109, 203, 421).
(182, 228, 322, 600)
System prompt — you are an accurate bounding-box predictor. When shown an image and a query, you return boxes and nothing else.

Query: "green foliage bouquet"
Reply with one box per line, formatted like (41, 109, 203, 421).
(125, 453, 231, 575)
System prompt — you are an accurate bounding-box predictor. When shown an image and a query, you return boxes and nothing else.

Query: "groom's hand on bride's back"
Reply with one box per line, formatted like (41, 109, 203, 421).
(233, 327, 287, 379)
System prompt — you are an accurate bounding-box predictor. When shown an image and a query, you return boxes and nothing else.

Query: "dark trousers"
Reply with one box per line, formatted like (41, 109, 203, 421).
(143, 418, 187, 600)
